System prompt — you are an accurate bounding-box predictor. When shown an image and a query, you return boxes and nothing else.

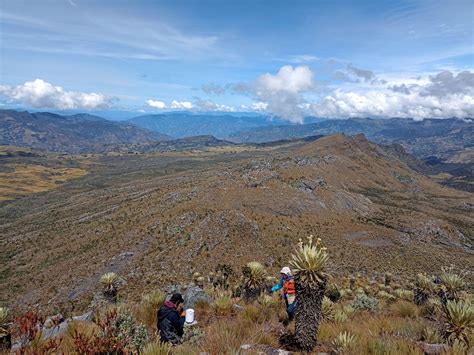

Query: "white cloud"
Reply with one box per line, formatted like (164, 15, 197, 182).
(0, 79, 111, 109)
(170, 100, 193, 109)
(146, 99, 167, 109)
(310, 87, 474, 120)
(240, 65, 315, 123)
(237, 68, 474, 121)
(255, 65, 314, 94)
(1, 9, 219, 62)
(240, 101, 268, 112)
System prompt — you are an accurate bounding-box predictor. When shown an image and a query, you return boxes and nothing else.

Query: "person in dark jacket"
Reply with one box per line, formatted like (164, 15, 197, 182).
(157, 293, 186, 344)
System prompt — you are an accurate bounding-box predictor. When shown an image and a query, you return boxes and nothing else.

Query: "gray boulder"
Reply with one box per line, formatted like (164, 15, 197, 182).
(164, 284, 212, 308)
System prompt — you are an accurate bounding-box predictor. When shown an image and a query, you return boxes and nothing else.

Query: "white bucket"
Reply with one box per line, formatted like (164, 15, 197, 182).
(185, 308, 195, 323)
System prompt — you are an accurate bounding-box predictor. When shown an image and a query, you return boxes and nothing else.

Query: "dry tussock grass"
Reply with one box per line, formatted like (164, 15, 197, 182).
(0, 163, 87, 200)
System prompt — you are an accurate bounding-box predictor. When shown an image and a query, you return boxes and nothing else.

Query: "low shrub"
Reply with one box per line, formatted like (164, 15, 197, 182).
(377, 290, 396, 303)
(391, 300, 419, 318)
(322, 296, 336, 321)
(439, 266, 466, 303)
(71, 307, 148, 353)
(444, 299, 473, 346)
(394, 289, 414, 301)
(352, 293, 378, 312)
(420, 297, 442, 319)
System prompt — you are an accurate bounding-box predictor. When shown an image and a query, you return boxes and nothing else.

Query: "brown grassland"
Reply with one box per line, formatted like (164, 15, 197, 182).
(0, 134, 472, 353)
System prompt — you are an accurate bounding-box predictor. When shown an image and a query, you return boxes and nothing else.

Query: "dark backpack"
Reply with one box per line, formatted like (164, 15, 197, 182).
(157, 307, 181, 344)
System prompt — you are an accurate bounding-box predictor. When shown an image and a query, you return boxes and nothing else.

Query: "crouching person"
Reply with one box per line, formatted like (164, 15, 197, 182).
(157, 293, 186, 344)
(271, 266, 296, 321)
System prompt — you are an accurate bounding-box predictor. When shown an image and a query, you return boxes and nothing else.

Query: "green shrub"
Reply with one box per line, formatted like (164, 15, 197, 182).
(0, 307, 10, 337)
(414, 273, 434, 305)
(420, 298, 442, 319)
(322, 296, 336, 321)
(377, 290, 396, 303)
(439, 266, 466, 303)
(394, 289, 413, 301)
(352, 293, 378, 312)
(444, 299, 473, 346)
(114, 308, 149, 352)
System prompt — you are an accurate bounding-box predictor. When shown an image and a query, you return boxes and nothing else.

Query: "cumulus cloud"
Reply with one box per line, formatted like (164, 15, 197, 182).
(170, 100, 193, 109)
(256, 65, 314, 94)
(0, 79, 111, 109)
(146, 99, 166, 109)
(310, 84, 474, 120)
(148, 69, 474, 120)
(146, 99, 194, 110)
(237, 67, 474, 121)
(239, 65, 314, 123)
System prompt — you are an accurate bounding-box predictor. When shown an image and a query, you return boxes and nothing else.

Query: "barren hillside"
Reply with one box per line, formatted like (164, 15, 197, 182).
(1, 134, 472, 312)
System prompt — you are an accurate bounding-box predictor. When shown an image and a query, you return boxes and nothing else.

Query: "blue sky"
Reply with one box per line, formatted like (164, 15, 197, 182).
(0, 0, 473, 121)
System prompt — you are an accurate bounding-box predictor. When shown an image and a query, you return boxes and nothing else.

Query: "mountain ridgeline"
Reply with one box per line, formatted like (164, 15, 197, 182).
(0, 110, 171, 153)
(1, 110, 472, 191)
(126, 113, 296, 139)
(227, 117, 473, 162)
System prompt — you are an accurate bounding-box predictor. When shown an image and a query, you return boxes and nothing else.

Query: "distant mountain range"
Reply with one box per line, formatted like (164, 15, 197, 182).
(126, 113, 313, 138)
(1, 109, 472, 168)
(227, 117, 473, 163)
(0, 110, 171, 153)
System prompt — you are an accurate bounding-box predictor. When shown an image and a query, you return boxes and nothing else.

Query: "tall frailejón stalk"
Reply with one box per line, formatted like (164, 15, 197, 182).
(290, 235, 329, 352)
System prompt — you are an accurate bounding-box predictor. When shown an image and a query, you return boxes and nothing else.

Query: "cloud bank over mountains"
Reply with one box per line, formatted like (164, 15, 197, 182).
(310, 70, 474, 120)
(193, 66, 474, 122)
(2, 68, 473, 121)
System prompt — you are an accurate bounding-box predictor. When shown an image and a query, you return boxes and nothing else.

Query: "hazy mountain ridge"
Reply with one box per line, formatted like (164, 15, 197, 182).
(228, 117, 472, 155)
(0, 110, 171, 153)
(127, 113, 302, 138)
